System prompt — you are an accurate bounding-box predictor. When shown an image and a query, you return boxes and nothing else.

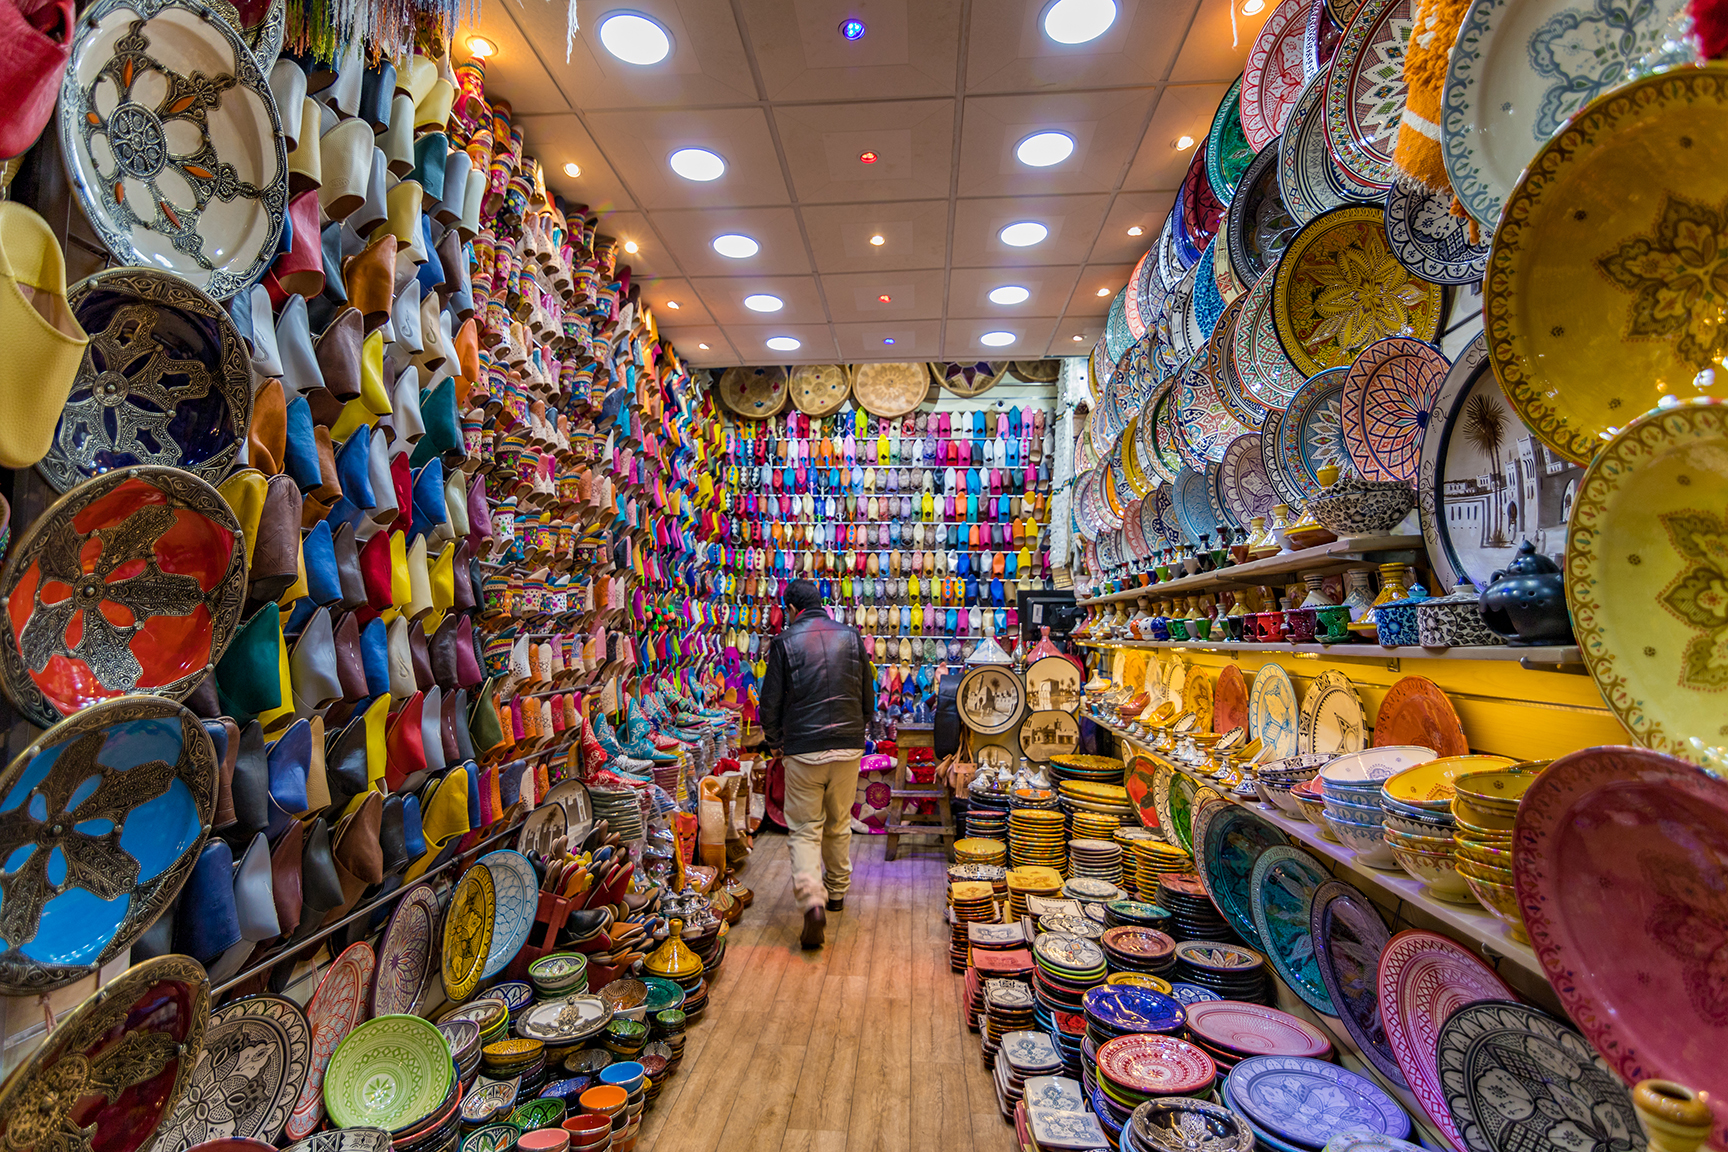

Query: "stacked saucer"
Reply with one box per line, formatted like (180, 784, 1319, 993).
(1105, 971, 1174, 994)
(1132, 843, 1196, 901)
(1061, 875, 1127, 905)
(950, 880, 999, 971)
(1181, 999, 1333, 1073)
(1091, 1034, 1217, 1137)
(1172, 942, 1271, 1004)
(1008, 809, 1067, 870)
(1103, 900, 1172, 932)
(590, 788, 644, 842)
(1049, 755, 1126, 786)
(954, 837, 1009, 866)
(982, 978, 1038, 1068)
(679, 977, 709, 1021)
(1066, 839, 1124, 885)
(965, 781, 1012, 837)
(1059, 780, 1137, 838)
(1006, 866, 1064, 919)
(1114, 827, 1161, 893)
(1100, 926, 1177, 977)
(1156, 875, 1236, 942)
(1037, 912, 1103, 940)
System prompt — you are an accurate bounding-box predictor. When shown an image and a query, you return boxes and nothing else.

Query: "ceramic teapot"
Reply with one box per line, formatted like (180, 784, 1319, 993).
(1479, 540, 1574, 647)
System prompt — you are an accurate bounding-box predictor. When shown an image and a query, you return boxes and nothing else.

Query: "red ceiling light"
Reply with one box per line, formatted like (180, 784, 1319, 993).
(878, 294, 892, 303)
(859, 151, 878, 164)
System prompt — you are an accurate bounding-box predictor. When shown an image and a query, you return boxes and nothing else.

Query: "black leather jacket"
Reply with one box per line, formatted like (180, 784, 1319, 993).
(760, 609, 874, 755)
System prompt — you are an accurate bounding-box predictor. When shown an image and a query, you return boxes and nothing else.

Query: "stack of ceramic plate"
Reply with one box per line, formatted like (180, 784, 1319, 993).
(1132, 842, 1196, 901)
(590, 787, 644, 841)
(1006, 866, 1064, 919)
(1172, 942, 1271, 1004)
(438, 1019, 482, 1084)
(1222, 1055, 1412, 1152)
(948, 864, 1008, 905)
(1103, 900, 1172, 932)
(1009, 809, 1068, 871)
(650, 1011, 686, 1070)
(1091, 1034, 1217, 1133)
(1013, 786, 1062, 810)
(679, 978, 709, 1021)
(1050, 755, 1127, 785)
(1066, 839, 1125, 885)
(1081, 986, 1186, 1052)
(481, 1038, 547, 1096)
(1449, 767, 1537, 938)
(1067, 811, 1119, 844)
(1155, 875, 1236, 942)
(442, 997, 512, 1048)
(1167, 983, 1223, 1007)
(966, 783, 1013, 840)
(528, 953, 588, 999)
(998, 1037, 1067, 1116)
(1104, 971, 1174, 994)
(950, 879, 1000, 969)
(1317, 748, 1437, 867)
(1031, 933, 1108, 1069)
(1061, 876, 1127, 905)
(1100, 926, 1177, 977)
(970, 922, 1030, 980)
(982, 979, 1038, 1068)
(639, 1051, 669, 1101)
(1113, 826, 1159, 892)
(1181, 999, 1334, 1073)
(954, 837, 1009, 866)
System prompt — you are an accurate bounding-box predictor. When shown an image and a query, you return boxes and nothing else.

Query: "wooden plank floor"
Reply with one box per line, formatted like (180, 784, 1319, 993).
(638, 833, 1018, 1152)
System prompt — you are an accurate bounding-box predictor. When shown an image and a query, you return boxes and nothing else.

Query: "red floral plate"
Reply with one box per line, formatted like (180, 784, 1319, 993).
(286, 941, 376, 1140)
(1183, 999, 1332, 1058)
(1095, 1034, 1217, 1095)
(1514, 746, 1728, 1147)
(1240, 0, 1311, 151)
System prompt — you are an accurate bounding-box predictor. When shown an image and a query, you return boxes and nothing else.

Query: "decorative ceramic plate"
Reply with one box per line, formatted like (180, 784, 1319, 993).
(1177, 361, 1252, 466)
(1232, 270, 1306, 414)
(477, 850, 537, 980)
(516, 801, 566, 860)
(1309, 880, 1404, 1086)
(1207, 461, 1242, 534)
(1441, 0, 1689, 231)
(1321, 1133, 1424, 1152)
(518, 996, 612, 1045)
(1179, 146, 1226, 260)
(1373, 676, 1466, 756)
(1417, 333, 1580, 594)
(442, 863, 496, 1003)
(1199, 807, 1290, 948)
(1126, 251, 1155, 340)
(1565, 401, 1728, 762)
(322, 1015, 453, 1130)
(153, 995, 310, 1151)
(1436, 1000, 1639, 1152)
(1151, 764, 1178, 846)
(1144, 384, 1184, 484)
(1221, 433, 1280, 530)
(1106, 289, 1136, 367)
(1207, 301, 1265, 435)
(1169, 774, 1199, 854)
(1095, 1034, 1217, 1095)
(1340, 336, 1450, 483)
(1247, 847, 1336, 1014)
(1300, 670, 1366, 755)
(1157, 214, 1186, 293)
(372, 881, 439, 1018)
(1320, 0, 1414, 191)
(46, 269, 252, 494)
(1304, 0, 1344, 78)
(1281, 72, 1379, 227)
(1249, 664, 1300, 759)
(0, 696, 214, 993)
(1483, 65, 1728, 465)
(1383, 179, 1490, 286)
(1378, 929, 1513, 1147)
(1138, 491, 1169, 550)
(1513, 745, 1728, 1140)
(1226, 144, 1299, 290)
(1208, 78, 1256, 205)
(958, 665, 1025, 736)
(286, 941, 374, 1140)
(788, 364, 851, 417)
(1228, 1055, 1410, 1144)
(1241, 0, 1312, 152)
(59, 0, 287, 300)
(1168, 264, 1203, 365)
(1172, 468, 1221, 547)
(0, 954, 207, 1152)
(1266, 367, 1351, 506)
(1271, 205, 1444, 378)
(0, 466, 247, 728)
(280, 1129, 392, 1152)
(716, 367, 789, 419)
(1184, 999, 1332, 1058)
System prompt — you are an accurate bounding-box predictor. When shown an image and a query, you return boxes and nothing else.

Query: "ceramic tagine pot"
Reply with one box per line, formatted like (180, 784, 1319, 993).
(644, 919, 704, 983)
(1478, 540, 1575, 646)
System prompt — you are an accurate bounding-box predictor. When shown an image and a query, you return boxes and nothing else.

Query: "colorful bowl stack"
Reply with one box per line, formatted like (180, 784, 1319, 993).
(1450, 767, 1540, 941)
(1099, 926, 1177, 979)
(1031, 932, 1109, 1075)
(1089, 1034, 1218, 1146)
(1066, 838, 1126, 885)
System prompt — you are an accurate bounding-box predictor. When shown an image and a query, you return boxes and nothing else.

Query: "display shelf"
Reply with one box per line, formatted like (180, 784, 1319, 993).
(1075, 637, 1583, 670)
(1075, 536, 1426, 605)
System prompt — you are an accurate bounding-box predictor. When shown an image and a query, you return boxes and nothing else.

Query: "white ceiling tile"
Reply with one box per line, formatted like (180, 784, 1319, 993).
(647, 207, 813, 277)
(964, 0, 1199, 94)
(1123, 85, 1231, 191)
(738, 0, 961, 101)
(945, 266, 1082, 318)
(801, 200, 950, 273)
(658, 325, 743, 365)
(831, 320, 945, 360)
(725, 323, 842, 360)
(817, 269, 948, 323)
(1061, 262, 1141, 317)
(1090, 192, 1178, 263)
(774, 99, 955, 203)
(949, 193, 1111, 267)
(955, 90, 1158, 197)
(583, 107, 791, 210)
(943, 318, 1060, 359)
(1052, 319, 1107, 354)
(1168, 0, 1276, 82)
(687, 275, 828, 325)
(633, 275, 717, 325)
(513, 113, 636, 214)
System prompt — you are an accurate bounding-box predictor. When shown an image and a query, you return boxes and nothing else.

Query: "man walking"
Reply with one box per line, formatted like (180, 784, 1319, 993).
(760, 579, 874, 949)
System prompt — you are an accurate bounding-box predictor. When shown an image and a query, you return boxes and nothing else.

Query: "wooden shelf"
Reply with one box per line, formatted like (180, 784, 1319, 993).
(1075, 637, 1583, 671)
(1076, 536, 1426, 605)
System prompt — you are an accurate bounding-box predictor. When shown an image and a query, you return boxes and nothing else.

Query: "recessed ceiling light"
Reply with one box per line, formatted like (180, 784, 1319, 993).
(744, 294, 783, 312)
(1242, 0, 1265, 12)
(859, 151, 878, 164)
(1096, 287, 1110, 296)
(869, 234, 886, 246)
(1174, 135, 1195, 150)
(669, 148, 725, 181)
(989, 285, 1030, 305)
(883, 338, 896, 345)
(466, 36, 495, 58)
(712, 233, 759, 259)
(623, 240, 639, 254)
(1042, 0, 1117, 44)
(1016, 131, 1075, 167)
(999, 221, 1049, 247)
(665, 300, 680, 309)
(980, 331, 1016, 347)
(598, 11, 672, 65)
(1072, 334, 1084, 341)
(877, 294, 892, 303)
(840, 18, 866, 38)
(698, 342, 710, 349)
(562, 162, 581, 178)
(766, 336, 801, 351)
(1127, 225, 1144, 236)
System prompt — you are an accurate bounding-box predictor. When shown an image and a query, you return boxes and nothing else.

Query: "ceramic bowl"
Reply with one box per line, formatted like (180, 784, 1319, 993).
(1307, 473, 1416, 536)
(1383, 827, 1455, 854)
(515, 1131, 568, 1152)
(1383, 755, 1518, 810)
(578, 1085, 627, 1116)
(324, 1015, 454, 1130)
(1294, 795, 1330, 830)
(1318, 746, 1438, 790)
(1452, 838, 1513, 871)
(1450, 797, 1517, 833)
(1324, 813, 1398, 867)
(1260, 783, 1306, 818)
(1451, 770, 1536, 816)
(1385, 844, 1473, 902)
(1457, 870, 1529, 943)
(1381, 811, 1454, 839)
(1324, 795, 1386, 822)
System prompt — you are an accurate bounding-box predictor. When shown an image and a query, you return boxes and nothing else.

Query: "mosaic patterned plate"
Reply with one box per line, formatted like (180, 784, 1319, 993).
(1177, 359, 1252, 465)
(1220, 433, 1279, 530)
(1304, 0, 1344, 78)
(1095, 1034, 1217, 1095)
(1208, 77, 1255, 204)
(1271, 205, 1443, 378)
(1179, 144, 1226, 260)
(442, 864, 496, 1003)
(1152, 388, 1189, 484)
(372, 881, 439, 1017)
(1169, 262, 1203, 364)
(1249, 663, 1299, 759)
(1298, 670, 1366, 755)
(477, 850, 537, 980)
(1231, 269, 1305, 413)
(1172, 468, 1221, 549)
(1320, 0, 1415, 191)
(322, 1014, 452, 1130)
(1383, 178, 1491, 286)
(1125, 250, 1155, 340)
(1265, 367, 1351, 507)
(1226, 144, 1298, 290)
(1310, 880, 1404, 1085)
(286, 941, 374, 1140)
(1281, 72, 1379, 227)
(1247, 848, 1335, 1014)
(153, 995, 310, 1151)
(1340, 336, 1450, 483)
(1211, 299, 1269, 432)
(1229, 1055, 1410, 1144)
(1240, 0, 1312, 151)
(0, 696, 214, 993)
(1199, 806, 1290, 949)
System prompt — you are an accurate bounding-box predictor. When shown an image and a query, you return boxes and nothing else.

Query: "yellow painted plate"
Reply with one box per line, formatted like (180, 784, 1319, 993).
(1183, 668, 1216, 733)
(1485, 64, 1728, 465)
(1566, 398, 1728, 765)
(1062, 781, 1131, 802)
(1271, 204, 1443, 377)
(441, 863, 496, 1003)
(1382, 754, 1517, 806)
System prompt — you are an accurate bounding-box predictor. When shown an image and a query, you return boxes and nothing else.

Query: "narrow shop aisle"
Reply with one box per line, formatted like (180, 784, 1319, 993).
(637, 834, 1014, 1152)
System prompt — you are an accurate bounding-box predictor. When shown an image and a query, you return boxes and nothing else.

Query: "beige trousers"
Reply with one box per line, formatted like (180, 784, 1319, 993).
(782, 751, 862, 911)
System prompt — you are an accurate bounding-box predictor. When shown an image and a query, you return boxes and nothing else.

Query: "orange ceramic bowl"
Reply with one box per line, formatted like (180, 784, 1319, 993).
(578, 1085, 627, 1116)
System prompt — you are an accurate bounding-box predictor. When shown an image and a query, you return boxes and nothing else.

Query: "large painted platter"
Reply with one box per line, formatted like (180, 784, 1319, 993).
(1265, 367, 1351, 507)
(1310, 880, 1405, 1086)
(152, 994, 310, 1151)
(1169, 260, 1204, 364)
(1226, 144, 1299, 291)
(1248, 847, 1335, 1014)
(1271, 205, 1443, 378)
(1483, 64, 1728, 467)
(1321, 0, 1415, 191)
(1384, 178, 1491, 286)
(1248, 663, 1299, 759)
(1075, 468, 1106, 541)
(1564, 401, 1723, 761)
(1151, 484, 1184, 549)
(1298, 669, 1365, 755)
(1340, 336, 1450, 483)
(959, 665, 1025, 736)
(1441, 0, 1689, 232)
(1179, 145, 1226, 259)
(1221, 433, 1280, 529)
(286, 941, 374, 1140)
(372, 881, 439, 1017)
(1513, 745, 1728, 1144)
(1194, 238, 1229, 342)
(441, 864, 496, 1004)
(1200, 806, 1290, 949)
(1280, 72, 1379, 227)
(1417, 333, 1580, 594)
(1125, 250, 1154, 341)
(1172, 468, 1221, 547)
(1232, 270, 1305, 413)
(1157, 213, 1186, 293)
(1140, 488, 1171, 550)
(1208, 296, 1268, 432)
(1123, 496, 1151, 562)
(1177, 358, 1251, 464)
(1240, 0, 1312, 151)
(1150, 385, 1188, 483)
(1208, 77, 1256, 205)
(477, 850, 537, 979)
(1105, 287, 1135, 367)
(1207, 461, 1242, 534)
(1304, 0, 1343, 78)
(1228, 1056, 1410, 1144)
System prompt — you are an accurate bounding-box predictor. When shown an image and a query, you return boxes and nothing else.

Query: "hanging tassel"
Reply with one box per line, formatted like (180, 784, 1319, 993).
(567, 0, 579, 62)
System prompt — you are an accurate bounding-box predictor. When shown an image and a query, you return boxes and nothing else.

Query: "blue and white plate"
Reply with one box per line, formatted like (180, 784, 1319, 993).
(1023, 1076, 1087, 1113)
(1228, 1055, 1411, 1146)
(1168, 982, 1223, 1006)
(1384, 178, 1489, 286)
(477, 849, 538, 979)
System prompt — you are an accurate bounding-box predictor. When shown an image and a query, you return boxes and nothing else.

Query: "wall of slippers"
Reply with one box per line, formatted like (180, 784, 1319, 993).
(0, 0, 749, 1139)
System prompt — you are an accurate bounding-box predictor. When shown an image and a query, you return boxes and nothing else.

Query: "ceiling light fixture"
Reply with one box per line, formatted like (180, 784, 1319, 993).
(665, 300, 680, 309)
(1042, 0, 1117, 44)
(878, 294, 892, 303)
(669, 147, 725, 181)
(999, 221, 1049, 247)
(1127, 225, 1144, 236)
(1174, 134, 1195, 150)
(1096, 287, 1110, 296)
(1242, 0, 1265, 12)
(562, 162, 581, 177)
(859, 150, 878, 164)
(623, 240, 639, 253)
(980, 331, 1016, 347)
(1016, 131, 1075, 167)
(466, 36, 495, 58)
(766, 336, 801, 351)
(712, 233, 759, 258)
(883, 338, 896, 345)
(698, 342, 710, 349)
(597, 11, 672, 65)
(1072, 334, 1084, 341)
(989, 285, 1030, 305)
(869, 234, 886, 246)
(744, 294, 783, 312)
(840, 17, 866, 38)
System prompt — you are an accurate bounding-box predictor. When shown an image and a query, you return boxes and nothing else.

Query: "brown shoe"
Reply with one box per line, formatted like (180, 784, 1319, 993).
(801, 906, 826, 950)
(825, 896, 844, 912)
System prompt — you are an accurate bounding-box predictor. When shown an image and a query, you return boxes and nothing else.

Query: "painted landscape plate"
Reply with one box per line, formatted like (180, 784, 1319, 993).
(1321, 0, 1415, 190)
(1240, 0, 1312, 151)
(1341, 336, 1451, 483)
(1249, 664, 1299, 759)
(1483, 65, 1728, 465)
(1248, 847, 1336, 1014)
(1310, 880, 1405, 1086)
(1267, 367, 1351, 506)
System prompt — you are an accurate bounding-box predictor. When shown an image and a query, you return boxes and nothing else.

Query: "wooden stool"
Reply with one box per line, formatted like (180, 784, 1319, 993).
(884, 723, 954, 861)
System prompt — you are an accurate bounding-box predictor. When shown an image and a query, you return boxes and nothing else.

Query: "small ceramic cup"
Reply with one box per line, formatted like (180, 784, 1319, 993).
(579, 1085, 627, 1119)
(562, 1115, 611, 1152)
(1314, 604, 1353, 643)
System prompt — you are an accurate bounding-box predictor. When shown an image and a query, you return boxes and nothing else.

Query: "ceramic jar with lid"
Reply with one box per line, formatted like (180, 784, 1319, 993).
(1417, 580, 1507, 648)
(1372, 581, 1429, 646)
